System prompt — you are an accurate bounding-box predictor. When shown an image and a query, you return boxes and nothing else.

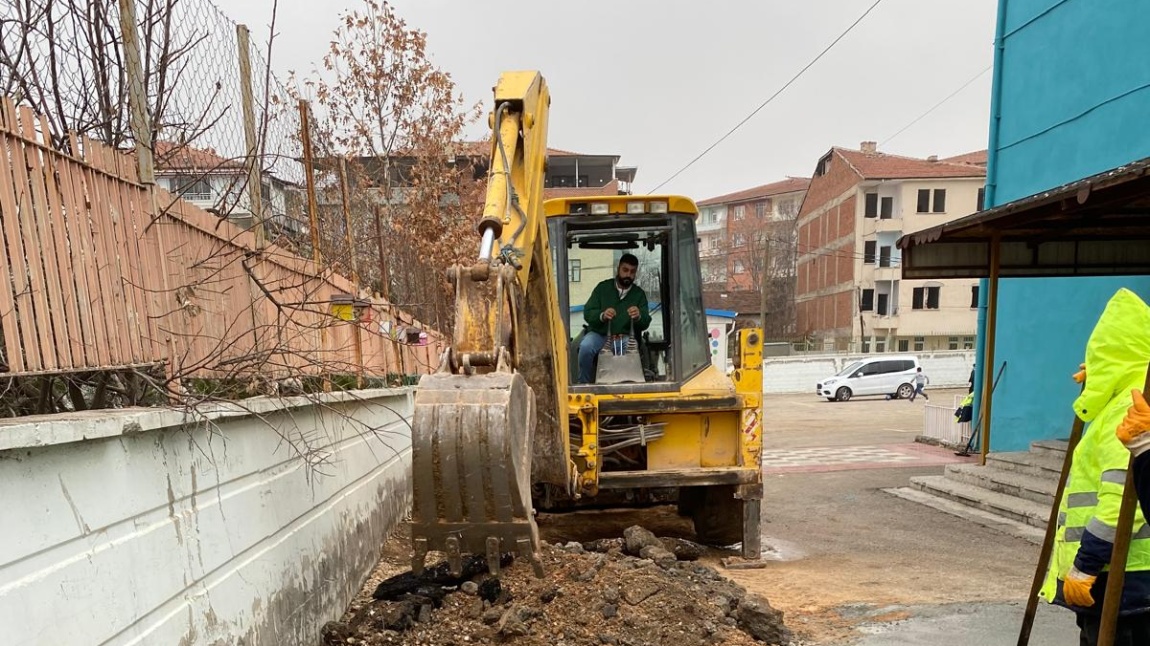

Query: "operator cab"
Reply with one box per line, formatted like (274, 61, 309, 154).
(546, 196, 711, 393)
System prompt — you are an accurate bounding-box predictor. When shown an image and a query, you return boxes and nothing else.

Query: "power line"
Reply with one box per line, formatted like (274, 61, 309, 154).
(649, 0, 885, 193)
(880, 65, 993, 147)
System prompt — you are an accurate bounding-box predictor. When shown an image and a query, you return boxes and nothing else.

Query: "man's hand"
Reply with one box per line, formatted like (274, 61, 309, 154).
(1073, 362, 1086, 384)
(1118, 389, 1150, 456)
(601, 308, 617, 322)
(1063, 565, 1097, 607)
(627, 306, 640, 320)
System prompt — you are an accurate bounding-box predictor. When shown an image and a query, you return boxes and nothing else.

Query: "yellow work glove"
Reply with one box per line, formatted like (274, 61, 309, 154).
(1117, 389, 1150, 457)
(1073, 363, 1086, 384)
(1063, 565, 1097, 607)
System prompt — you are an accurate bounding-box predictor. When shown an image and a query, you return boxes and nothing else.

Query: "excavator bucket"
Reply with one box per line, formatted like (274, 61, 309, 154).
(410, 370, 544, 577)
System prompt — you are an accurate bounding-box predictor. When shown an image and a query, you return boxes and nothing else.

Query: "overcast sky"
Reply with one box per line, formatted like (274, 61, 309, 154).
(216, 0, 998, 200)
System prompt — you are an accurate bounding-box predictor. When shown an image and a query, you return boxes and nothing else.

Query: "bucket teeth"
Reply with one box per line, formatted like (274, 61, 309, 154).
(410, 371, 544, 576)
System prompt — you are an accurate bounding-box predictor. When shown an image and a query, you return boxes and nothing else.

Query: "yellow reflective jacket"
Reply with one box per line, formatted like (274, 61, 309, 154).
(1041, 288, 1150, 615)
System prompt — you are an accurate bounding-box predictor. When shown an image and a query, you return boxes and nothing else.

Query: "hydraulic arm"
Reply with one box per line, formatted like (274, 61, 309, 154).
(409, 71, 569, 577)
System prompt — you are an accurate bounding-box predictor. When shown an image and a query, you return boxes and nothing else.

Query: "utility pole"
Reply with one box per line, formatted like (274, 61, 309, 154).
(759, 235, 770, 334)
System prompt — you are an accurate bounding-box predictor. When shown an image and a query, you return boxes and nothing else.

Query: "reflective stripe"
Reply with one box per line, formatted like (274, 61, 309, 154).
(1102, 470, 1128, 485)
(1087, 518, 1118, 543)
(1058, 512, 1067, 527)
(1067, 492, 1099, 508)
(1064, 524, 1150, 543)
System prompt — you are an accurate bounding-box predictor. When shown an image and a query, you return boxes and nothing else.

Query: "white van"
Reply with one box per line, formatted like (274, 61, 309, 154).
(816, 355, 920, 402)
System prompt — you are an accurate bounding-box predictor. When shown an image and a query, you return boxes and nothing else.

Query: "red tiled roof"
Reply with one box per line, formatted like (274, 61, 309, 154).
(153, 140, 245, 172)
(697, 177, 811, 206)
(544, 180, 622, 199)
(835, 147, 986, 180)
(703, 289, 761, 314)
(941, 150, 989, 166)
(152, 140, 244, 171)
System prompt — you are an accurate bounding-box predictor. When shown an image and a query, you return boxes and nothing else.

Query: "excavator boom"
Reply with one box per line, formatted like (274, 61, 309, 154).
(410, 71, 568, 577)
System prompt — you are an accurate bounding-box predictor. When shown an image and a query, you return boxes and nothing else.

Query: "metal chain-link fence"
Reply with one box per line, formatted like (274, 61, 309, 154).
(0, 0, 306, 236)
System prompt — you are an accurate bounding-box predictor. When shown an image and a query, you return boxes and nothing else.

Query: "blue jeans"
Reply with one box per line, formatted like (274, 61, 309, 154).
(910, 384, 928, 401)
(577, 331, 607, 384)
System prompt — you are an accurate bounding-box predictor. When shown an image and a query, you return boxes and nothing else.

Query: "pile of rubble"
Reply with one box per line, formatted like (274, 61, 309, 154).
(323, 526, 791, 646)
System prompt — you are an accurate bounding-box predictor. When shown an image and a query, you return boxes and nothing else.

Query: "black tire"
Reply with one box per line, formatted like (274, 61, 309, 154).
(896, 383, 914, 399)
(690, 485, 744, 547)
(677, 486, 703, 517)
(835, 386, 852, 402)
(826, 397, 836, 402)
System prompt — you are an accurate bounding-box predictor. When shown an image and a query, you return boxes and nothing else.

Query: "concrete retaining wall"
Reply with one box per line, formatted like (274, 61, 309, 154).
(764, 351, 976, 395)
(0, 389, 414, 646)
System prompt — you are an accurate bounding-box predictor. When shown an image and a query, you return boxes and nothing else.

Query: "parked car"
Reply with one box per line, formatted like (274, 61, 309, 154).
(816, 355, 920, 402)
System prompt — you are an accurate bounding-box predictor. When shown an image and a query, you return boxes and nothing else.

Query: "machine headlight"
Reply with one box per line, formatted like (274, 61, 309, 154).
(590, 203, 610, 215)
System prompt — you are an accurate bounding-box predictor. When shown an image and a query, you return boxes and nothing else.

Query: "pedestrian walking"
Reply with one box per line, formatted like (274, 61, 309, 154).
(909, 367, 930, 402)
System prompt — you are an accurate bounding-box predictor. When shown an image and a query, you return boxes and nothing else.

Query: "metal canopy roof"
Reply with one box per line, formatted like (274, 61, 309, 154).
(897, 157, 1150, 279)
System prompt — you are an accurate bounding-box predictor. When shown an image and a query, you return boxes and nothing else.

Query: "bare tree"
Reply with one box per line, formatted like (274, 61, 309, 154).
(293, 0, 483, 332)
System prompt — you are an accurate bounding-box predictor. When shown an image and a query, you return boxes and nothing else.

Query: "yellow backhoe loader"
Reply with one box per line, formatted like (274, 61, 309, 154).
(410, 71, 765, 576)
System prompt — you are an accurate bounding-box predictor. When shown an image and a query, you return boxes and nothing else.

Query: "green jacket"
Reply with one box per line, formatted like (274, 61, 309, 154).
(1041, 288, 1150, 615)
(583, 278, 652, 336)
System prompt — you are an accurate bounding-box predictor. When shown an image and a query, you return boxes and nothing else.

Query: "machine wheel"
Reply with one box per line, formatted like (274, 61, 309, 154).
(689, 486, 744, 547)
(677, 486, 703, 517)
(835, 386, 853, 402)
(896, 383, 914, 399)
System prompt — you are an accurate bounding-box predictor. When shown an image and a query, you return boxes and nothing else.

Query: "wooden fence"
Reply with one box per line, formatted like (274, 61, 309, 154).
(0, 98, 442, 381)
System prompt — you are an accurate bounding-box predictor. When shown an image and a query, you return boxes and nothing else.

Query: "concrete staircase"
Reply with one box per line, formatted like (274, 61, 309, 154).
(886, 439, 1069, 544)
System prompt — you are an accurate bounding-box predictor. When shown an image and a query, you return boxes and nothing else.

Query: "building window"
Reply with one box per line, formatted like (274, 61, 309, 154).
(862, 338, 871, 353)
(709, 238, 720, 250)
(172, 175, 213, 201)
(913, 336, 925, 352)
(948, 337, 960, 350)
(865, 192, 878, 218)
(864, 240, 877, 264)
(977, 187, 986, 211)
(734, 205, 745, 221)
(971, 285, 979, 309)
(733, 260, 746, 274)
(963, 336, 975, 350)
(898, 339, 910, 352)
(933, 189, 947, 213)
(875, 339, 887, 353)
(777, 198, 797, 218)
(860, 288, 874, 311)
(916, 188, 947, 214)
(569, 258, 582, 282)
(755, 202, 767, 219)
(878, 246, 892, 268)
(913, 286, 941, 310)
(733, 233, 746, 247)
(881, 197, 893, 219)
(876, 293, 890, 316)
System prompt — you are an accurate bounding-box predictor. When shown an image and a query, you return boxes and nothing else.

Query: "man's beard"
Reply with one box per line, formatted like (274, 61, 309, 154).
(616, 276, 634, 288)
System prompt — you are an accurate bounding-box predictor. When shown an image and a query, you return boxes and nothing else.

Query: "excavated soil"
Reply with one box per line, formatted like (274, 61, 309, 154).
(323, 522, 791, 646)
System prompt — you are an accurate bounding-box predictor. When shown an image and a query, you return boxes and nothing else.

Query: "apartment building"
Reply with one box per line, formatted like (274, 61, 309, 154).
(795, 142, 986, 352)
(696, 178, 809, 336)
(696, 178, 809, 289)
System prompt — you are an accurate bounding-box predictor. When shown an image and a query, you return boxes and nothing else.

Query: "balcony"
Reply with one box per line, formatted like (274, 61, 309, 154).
(873, 265, 900, 282)
(862, 310, 900, 330)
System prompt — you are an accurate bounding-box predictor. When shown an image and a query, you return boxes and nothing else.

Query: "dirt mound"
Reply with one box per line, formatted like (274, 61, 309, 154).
(324, 526, 791, 646)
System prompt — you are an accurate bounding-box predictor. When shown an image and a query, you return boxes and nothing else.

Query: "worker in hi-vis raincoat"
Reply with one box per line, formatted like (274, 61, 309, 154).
(1041, 288, 1150, 645)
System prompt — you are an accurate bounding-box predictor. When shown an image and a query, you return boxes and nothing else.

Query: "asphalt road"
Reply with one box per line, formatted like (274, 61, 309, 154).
(729, 390, 1080, 645)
